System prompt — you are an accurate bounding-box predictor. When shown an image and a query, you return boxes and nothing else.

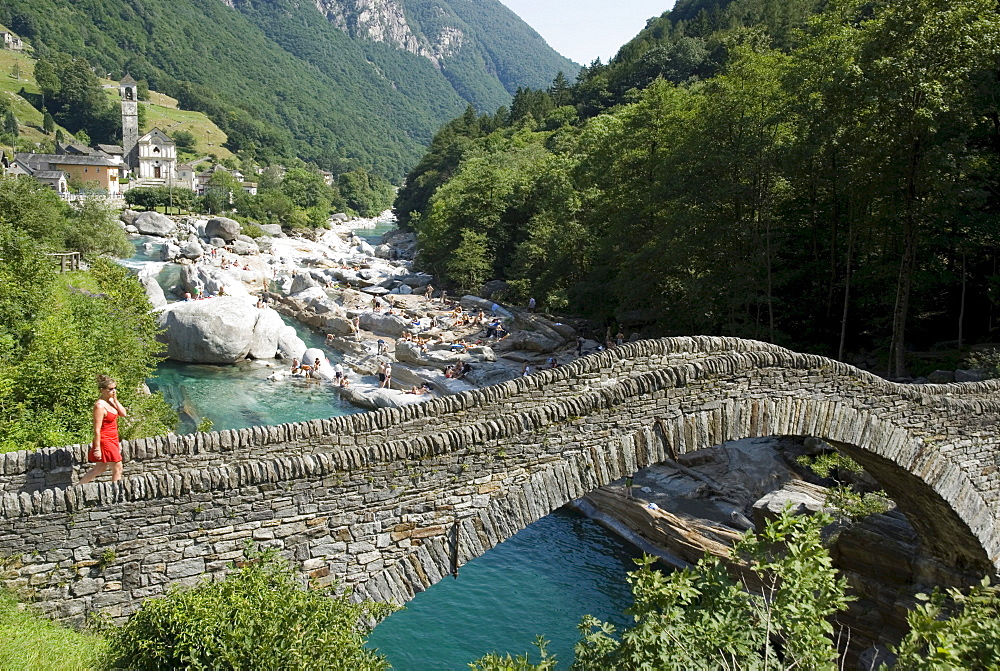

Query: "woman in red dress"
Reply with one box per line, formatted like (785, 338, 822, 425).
(79, 374, 127, 484)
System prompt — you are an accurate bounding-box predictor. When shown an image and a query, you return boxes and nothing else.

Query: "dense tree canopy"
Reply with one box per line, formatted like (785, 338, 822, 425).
(34, 52, 120, 145)
(398, 0, 1000, 371)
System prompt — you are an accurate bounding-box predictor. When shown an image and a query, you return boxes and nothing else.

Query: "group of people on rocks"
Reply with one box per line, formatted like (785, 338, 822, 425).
(183, 284, 227, 301)
(219, 257, 252, 272)
(445, 362, 472, 380)
(288, 355, 351, 387)
(484, 319, 508, 340)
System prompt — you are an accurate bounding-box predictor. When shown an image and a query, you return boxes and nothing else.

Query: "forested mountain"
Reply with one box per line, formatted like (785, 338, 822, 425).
(396, 0, 1000, 377)
(0, 0, 575, 178)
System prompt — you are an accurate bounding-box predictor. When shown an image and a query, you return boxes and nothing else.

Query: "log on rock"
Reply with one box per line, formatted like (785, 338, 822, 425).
(585, 488, 741, 566)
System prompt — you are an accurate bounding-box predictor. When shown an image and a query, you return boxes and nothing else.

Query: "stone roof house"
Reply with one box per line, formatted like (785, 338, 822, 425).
(12, 152, 122, 195)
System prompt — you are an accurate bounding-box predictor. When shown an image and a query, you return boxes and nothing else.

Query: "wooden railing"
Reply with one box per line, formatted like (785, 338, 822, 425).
(45, 251, 81, 272)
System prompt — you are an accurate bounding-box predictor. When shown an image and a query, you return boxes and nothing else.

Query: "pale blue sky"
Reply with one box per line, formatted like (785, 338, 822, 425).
(497, 1, 675, 65)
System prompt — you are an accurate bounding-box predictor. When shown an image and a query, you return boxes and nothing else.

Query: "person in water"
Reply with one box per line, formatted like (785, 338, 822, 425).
(79, 375, 127, 484)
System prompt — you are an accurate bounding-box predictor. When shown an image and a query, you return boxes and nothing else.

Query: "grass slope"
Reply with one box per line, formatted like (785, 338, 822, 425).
(0, 49, 48, 145)
(0, 589, 103, 670)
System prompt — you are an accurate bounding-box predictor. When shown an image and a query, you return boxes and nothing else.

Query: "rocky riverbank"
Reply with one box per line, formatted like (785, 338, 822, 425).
(125, 210, 603, 412)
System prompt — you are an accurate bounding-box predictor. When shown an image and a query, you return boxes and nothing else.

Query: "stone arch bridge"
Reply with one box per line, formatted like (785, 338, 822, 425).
(1, 337, 999, 622)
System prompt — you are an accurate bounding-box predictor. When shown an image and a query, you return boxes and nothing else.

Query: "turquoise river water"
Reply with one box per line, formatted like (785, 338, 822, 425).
(135, 232, 644, 668)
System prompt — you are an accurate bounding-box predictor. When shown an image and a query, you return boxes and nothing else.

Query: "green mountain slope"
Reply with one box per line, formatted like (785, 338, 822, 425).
(397, 0, 578, 112)
(0, 0, 576, 177)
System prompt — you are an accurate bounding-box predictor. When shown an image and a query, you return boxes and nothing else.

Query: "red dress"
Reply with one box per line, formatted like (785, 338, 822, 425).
(88, 405, 122, 463)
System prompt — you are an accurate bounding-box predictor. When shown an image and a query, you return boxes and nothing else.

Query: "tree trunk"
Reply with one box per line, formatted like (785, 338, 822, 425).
(765, 215, 775, 343)
(889, 218, 917, 378)
(889, 135, 924, 379)
(838, 220, 853, 362)
(958, 251, 966, 348)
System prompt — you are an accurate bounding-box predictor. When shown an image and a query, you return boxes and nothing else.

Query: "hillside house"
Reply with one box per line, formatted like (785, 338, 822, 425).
(0, 32, 24, 50)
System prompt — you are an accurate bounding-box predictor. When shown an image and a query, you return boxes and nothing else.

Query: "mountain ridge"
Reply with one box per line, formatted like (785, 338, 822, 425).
(0, 0, 576, 177)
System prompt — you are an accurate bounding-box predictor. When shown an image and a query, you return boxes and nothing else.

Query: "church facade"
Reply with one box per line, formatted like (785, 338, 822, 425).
(135, 128, 177, 187)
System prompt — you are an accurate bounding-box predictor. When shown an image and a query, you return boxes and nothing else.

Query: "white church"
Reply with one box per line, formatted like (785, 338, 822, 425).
(120, 75, 178, 189)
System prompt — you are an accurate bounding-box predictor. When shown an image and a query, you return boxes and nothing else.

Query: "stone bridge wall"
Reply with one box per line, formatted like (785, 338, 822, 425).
(1, 337, 723, 493)
(1, 337, 999, 624)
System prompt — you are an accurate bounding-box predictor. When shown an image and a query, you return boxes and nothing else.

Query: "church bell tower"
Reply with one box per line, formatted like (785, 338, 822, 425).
(120, 75, 139, 170)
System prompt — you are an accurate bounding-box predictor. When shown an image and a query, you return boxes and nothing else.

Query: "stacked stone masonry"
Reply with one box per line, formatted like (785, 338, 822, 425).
(1, 336, 999, 623)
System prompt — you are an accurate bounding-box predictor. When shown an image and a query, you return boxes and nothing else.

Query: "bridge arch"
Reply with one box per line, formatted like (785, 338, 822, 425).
(354, 381, 996, 606)
(1, 337, 998, 620)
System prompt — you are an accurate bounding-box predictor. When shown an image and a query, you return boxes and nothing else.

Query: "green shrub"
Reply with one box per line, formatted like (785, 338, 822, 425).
(487, 510, 854, 670)
(797, 452, 891, 521)
(962, 348, 1000, 379)
(240, 221, 265, 239)
(101, 546, 395, 670)
(470, 637, 557, 670)
(64, 198, 132, 259)
(892, 577, 1000, 668)
(171, 130, 196, 151)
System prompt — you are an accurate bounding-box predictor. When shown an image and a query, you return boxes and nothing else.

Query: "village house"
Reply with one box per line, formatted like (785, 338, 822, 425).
(196, 163, 258, 195)
(175, 162, 197, 191)
(96, 144, 126, 163)
(10, 152, 122, 195)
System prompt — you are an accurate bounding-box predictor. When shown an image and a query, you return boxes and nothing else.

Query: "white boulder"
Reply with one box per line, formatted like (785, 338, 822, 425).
(160, 243, 180, 261)
(232, 239, 259, 255)
(249, 309, 294, 359)
(157, 296, 295, 363)
(277, 326, 306, 360)
(139, 274, 167, 308)
(181, 265, 249, 298)
(134, 211, 175, 237)
(206, 217, 241, 242)
(359, 312, 411, 337)
(461, 295, 514, 319)
(261, 224, 283, 236)
(179, 240, 203, 260)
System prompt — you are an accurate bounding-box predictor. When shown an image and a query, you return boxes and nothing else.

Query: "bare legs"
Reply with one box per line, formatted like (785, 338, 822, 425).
(78, 461, 123, 484)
